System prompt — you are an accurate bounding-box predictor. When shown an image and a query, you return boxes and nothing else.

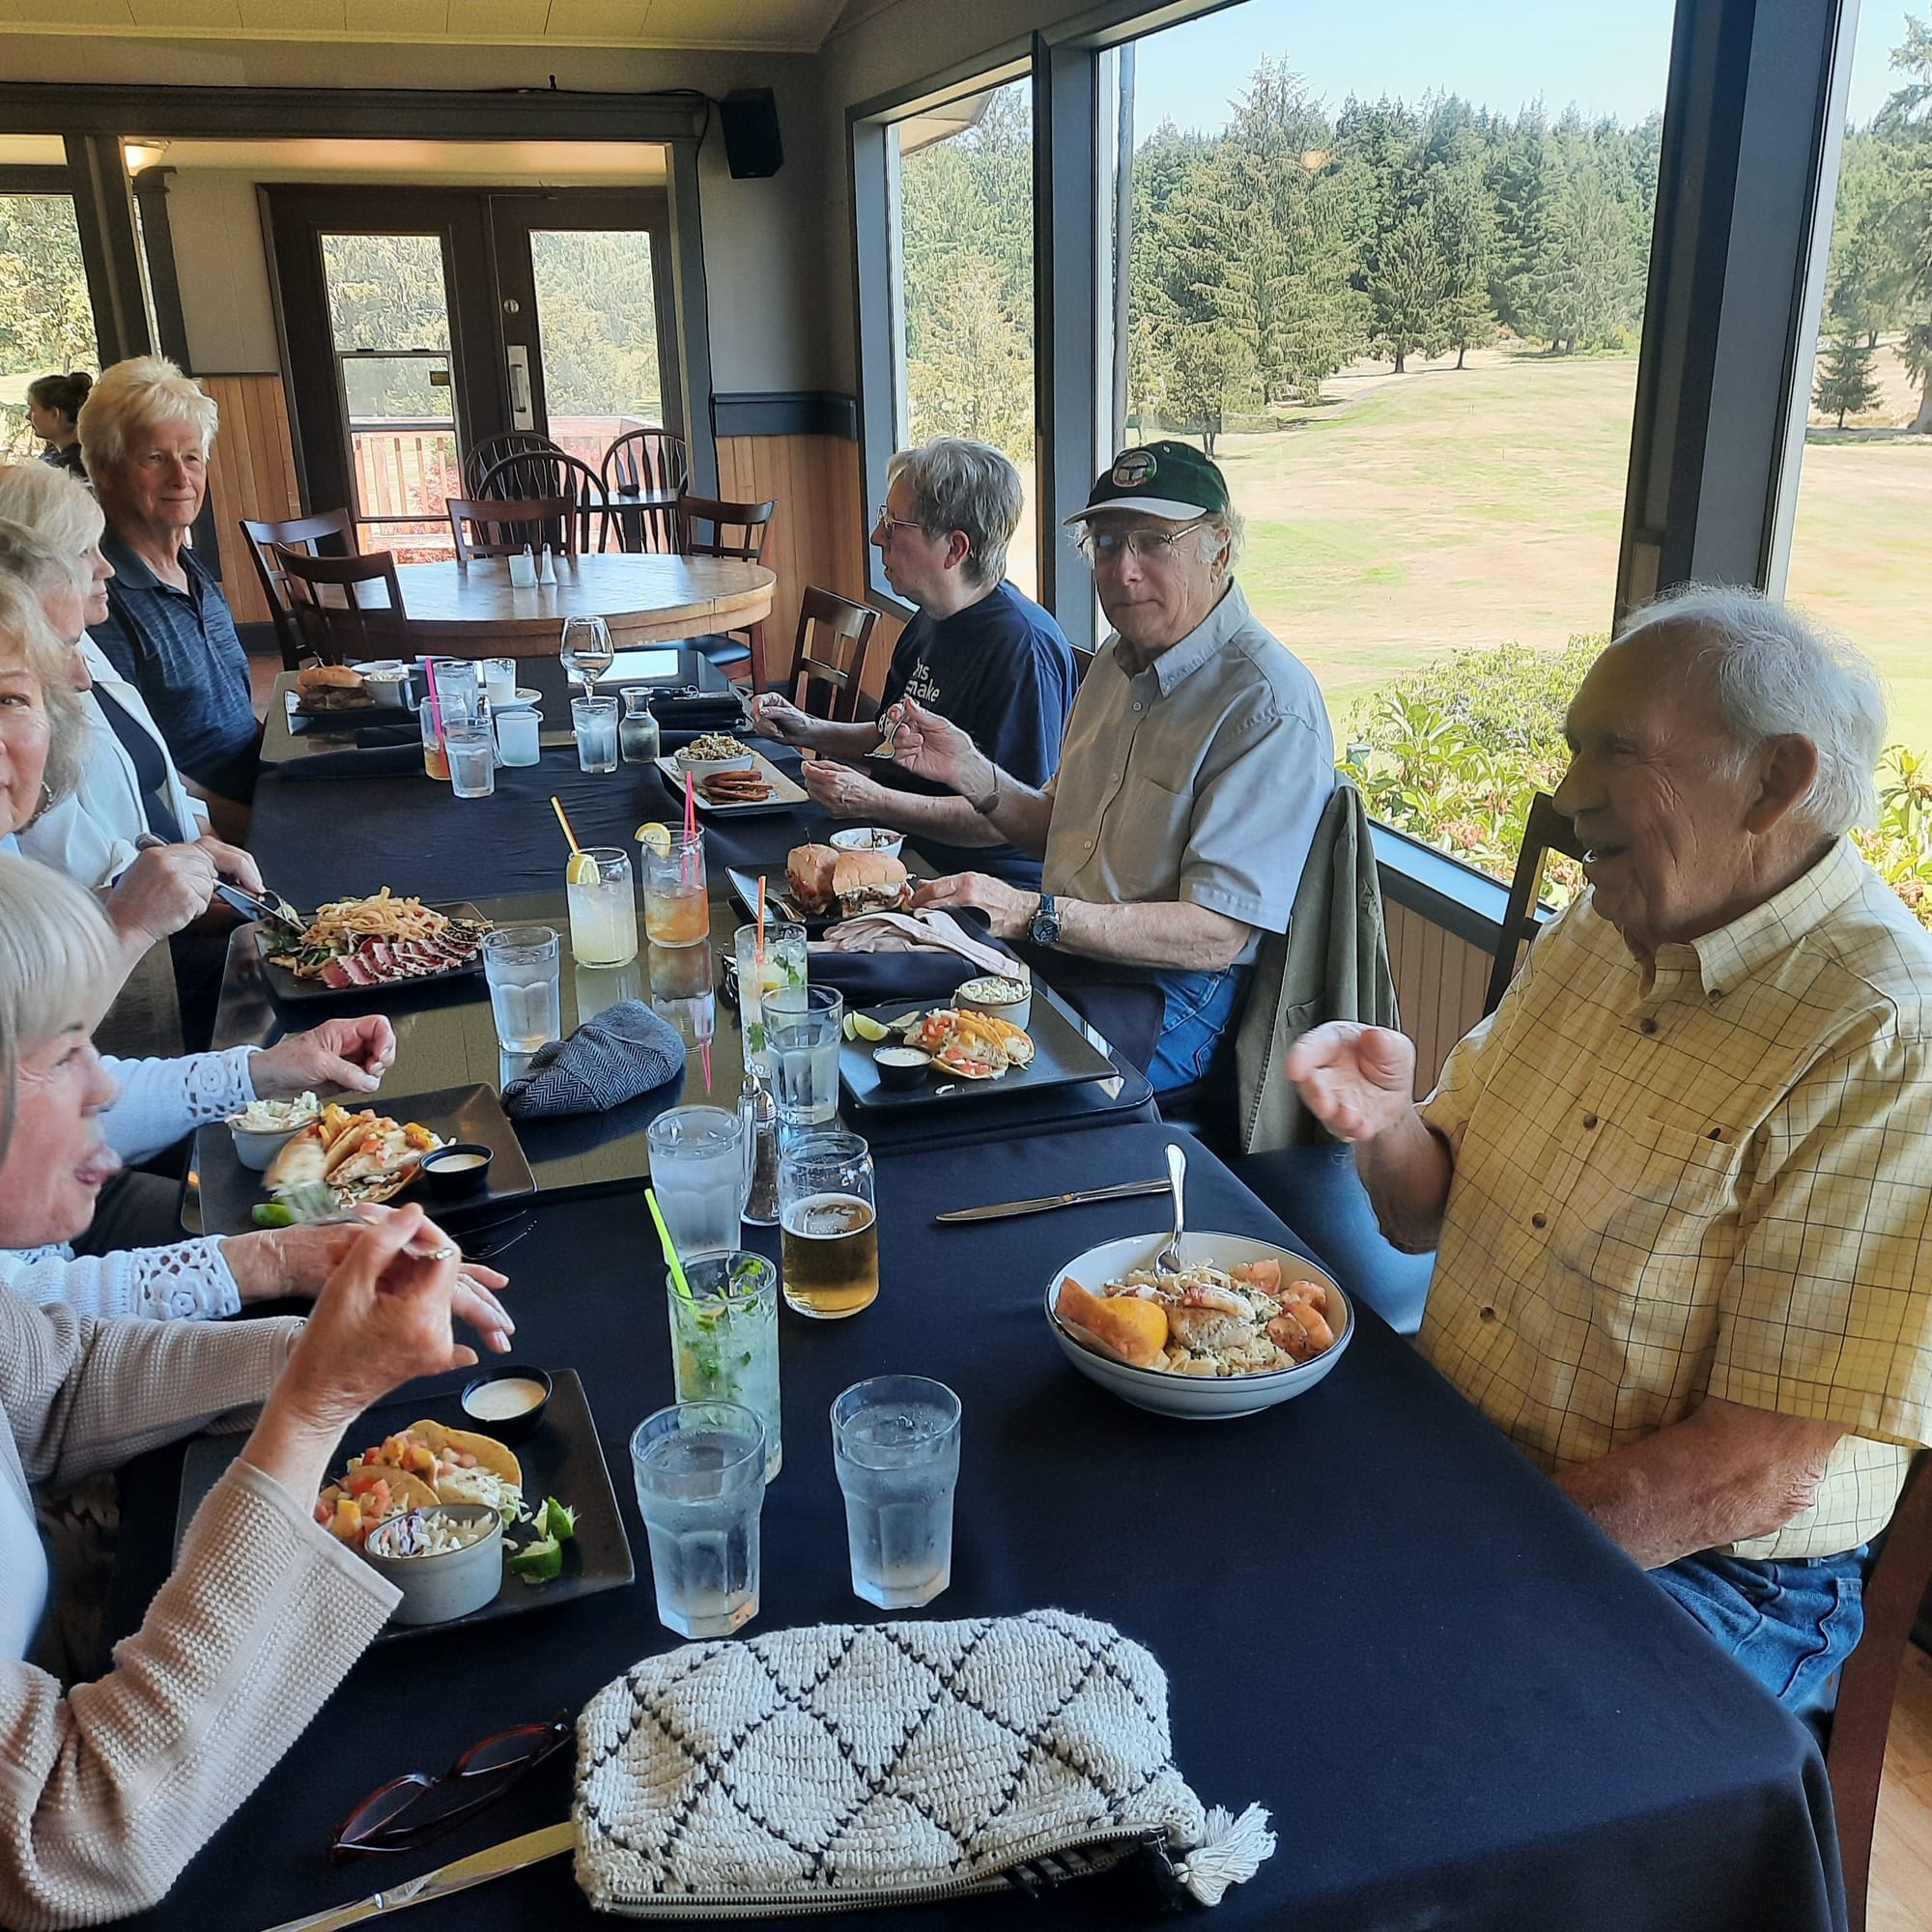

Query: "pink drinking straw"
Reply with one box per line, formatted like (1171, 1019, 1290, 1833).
(423, 656, 444, 747)
(683, 770, 697, 886)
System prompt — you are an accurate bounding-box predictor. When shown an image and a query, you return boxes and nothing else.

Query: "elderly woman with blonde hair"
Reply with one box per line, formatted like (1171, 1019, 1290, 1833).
(0, 852, 504, 1929)
(78, 357, 260, 832)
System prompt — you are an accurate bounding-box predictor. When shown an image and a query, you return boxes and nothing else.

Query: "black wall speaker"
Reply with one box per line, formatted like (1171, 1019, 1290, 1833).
(720, 89, 783, 179)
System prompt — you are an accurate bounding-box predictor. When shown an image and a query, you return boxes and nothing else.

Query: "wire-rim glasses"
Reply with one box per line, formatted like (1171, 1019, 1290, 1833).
(1074, 515, 1210, 567)
(327, 1714, 573, 1861)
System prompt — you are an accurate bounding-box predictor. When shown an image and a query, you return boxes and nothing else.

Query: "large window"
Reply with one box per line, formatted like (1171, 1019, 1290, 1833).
(886, 75, 1037, 595)
(0, 189, 96, 457)
(1109, 3, 1671, 883)
(1784, 4, 1932, 864)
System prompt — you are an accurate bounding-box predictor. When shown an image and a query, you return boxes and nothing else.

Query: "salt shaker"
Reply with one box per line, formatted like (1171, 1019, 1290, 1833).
(538, 544, 557, 584)
(739, 1068, 781, 1226)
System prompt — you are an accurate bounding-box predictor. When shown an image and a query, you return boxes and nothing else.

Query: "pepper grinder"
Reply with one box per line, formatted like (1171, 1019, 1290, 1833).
(739, 1066, 781, 1226)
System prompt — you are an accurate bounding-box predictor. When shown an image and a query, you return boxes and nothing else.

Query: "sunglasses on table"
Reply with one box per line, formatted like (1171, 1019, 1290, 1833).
(327, 1714, 572, 1861)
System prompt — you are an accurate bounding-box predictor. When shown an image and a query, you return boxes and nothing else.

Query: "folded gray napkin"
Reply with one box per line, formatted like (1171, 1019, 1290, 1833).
(502, 1001, 685, 1118)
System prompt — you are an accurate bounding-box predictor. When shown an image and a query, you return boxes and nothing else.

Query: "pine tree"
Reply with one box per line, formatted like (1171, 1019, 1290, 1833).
(1813, 331, 1883, 426)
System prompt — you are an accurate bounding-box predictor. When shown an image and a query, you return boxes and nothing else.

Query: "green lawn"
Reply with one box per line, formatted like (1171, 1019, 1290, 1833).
(1218, 351, 1932, 755)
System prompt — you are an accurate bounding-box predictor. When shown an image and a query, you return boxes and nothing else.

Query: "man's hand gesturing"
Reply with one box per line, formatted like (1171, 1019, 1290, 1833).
(1283, 1022, 1418, 1145)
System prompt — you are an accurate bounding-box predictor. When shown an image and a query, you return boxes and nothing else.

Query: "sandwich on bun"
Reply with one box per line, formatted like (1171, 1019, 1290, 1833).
(786, 842, 840, 916)
(831, 850, 910, 917)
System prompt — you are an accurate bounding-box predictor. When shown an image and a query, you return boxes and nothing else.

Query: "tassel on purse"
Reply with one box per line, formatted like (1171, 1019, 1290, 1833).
(573, 1609, 1273, 1918)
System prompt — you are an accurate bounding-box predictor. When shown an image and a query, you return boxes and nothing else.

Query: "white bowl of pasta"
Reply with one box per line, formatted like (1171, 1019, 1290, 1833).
(1045, 1231, 1351, 1420)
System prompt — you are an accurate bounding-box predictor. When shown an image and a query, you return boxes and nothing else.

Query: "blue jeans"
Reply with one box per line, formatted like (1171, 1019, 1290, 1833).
(1651, 1546, 1866, 1721)
(1146, 964, 1249, 1092)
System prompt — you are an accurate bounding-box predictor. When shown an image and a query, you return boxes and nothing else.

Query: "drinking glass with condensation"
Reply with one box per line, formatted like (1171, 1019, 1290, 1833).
(831, 1375, 960, 1608)
(631, 1401, 765, 1637)
(778, 1130, 876, 1318)
(647, 1105, 750, 1259)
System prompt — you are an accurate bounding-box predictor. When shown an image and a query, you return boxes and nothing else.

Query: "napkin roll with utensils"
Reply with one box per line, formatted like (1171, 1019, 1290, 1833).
(502, 1001, 685, 1119)
(804, 907, 1026, 1006)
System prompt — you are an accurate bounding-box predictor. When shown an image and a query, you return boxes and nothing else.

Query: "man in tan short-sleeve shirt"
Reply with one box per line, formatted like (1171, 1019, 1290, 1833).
(900, 442, 1333, 1090)
(1288, 587, 1932, 1717)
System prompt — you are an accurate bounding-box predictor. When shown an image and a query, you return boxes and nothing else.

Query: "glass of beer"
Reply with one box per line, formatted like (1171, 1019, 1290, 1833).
(779, 1131, 877, 1319)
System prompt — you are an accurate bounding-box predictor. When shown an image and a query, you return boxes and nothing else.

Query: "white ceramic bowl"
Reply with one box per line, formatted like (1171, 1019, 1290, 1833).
(831, 826, 906, 862)
(676, 745, 758, 779)
(225, 1114, 315, 1171)
(361, 1503, 504, 1625)
(954, 972, 1032, 1031)
(1044, 1231, 1351, 1421)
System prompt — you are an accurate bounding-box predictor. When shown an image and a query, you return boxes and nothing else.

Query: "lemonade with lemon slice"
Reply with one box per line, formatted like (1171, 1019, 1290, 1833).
(565, 846, 639, 967)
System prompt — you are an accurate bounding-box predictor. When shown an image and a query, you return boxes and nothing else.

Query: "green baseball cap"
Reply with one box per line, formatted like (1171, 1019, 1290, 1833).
(1064, 440, 1231, 525)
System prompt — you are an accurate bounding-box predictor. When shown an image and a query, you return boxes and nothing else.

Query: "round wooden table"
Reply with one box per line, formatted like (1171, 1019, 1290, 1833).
(390, 553, 775, 657)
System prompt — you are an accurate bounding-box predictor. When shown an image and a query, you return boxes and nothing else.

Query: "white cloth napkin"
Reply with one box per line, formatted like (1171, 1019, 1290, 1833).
(814, 908, 1022, 980)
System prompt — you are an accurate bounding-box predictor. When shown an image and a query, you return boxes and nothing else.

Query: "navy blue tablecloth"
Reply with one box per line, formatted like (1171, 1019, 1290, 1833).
(112, 1122, 1841, 1932)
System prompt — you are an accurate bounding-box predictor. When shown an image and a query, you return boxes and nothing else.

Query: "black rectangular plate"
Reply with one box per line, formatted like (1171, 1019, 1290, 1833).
(172, 1369, 631, 1641)
(193, 1081, 536, 1236)
(254, 900, 487, 1007)
(838, 986, 1117, 1113)
(726, 865, 836, 935)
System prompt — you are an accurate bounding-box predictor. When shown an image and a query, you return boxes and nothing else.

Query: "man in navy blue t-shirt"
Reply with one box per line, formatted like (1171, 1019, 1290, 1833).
(749, 439, 1076, 886)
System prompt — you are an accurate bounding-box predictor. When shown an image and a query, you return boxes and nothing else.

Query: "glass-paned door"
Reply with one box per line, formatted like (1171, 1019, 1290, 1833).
(490, 192, 681, 487)
(0, 191, 97, 458)
(320, 232, 462, 557)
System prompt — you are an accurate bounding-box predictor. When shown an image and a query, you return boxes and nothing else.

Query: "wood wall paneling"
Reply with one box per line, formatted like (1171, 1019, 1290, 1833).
(1387, 897, 1492, 1095)
(715, 431, 901, 696)
(202, 372, 300, 627)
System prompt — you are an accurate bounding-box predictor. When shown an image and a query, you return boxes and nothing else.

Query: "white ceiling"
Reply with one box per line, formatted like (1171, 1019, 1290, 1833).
(0, 0, 850, 54)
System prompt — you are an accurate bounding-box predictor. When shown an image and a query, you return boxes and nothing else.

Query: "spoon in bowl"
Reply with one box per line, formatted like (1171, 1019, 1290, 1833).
(1155, 1141, 1188, 1274)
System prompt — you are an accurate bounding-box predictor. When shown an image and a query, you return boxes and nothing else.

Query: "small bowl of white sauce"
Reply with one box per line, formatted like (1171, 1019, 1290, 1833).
(460, 1364, 554, 1446)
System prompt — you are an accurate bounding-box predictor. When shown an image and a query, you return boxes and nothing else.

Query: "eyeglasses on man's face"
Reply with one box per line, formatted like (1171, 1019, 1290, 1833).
(872, 505, 924, 541)
(1075, 515, 1210, 567)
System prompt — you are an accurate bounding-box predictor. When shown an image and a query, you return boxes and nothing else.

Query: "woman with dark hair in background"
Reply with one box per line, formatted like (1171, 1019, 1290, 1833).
(26, 372, 91, 479)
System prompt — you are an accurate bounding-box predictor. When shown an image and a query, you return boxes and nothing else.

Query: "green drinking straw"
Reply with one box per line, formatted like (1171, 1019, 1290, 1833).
(645, 1186, 694, 1303)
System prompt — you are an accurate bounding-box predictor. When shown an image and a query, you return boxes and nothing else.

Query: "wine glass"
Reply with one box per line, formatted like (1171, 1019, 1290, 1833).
(560, 615, 613, 701)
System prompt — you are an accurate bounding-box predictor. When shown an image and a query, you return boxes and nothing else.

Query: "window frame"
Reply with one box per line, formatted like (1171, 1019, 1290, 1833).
(843, 0, 1859, 939)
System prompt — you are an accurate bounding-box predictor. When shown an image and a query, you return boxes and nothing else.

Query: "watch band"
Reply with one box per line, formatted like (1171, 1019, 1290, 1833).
(1029, 892, 1061, 950)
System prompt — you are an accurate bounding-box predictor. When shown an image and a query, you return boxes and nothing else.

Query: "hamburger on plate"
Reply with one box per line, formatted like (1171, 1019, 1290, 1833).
(785, 842, 910, 918)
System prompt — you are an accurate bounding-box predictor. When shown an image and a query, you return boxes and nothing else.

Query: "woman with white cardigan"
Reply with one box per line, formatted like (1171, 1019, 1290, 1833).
(0, 854, 511, 1929)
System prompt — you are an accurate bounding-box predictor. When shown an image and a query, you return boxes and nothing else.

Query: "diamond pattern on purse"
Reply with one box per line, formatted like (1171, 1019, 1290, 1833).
(574, 1608, 1273, 1916)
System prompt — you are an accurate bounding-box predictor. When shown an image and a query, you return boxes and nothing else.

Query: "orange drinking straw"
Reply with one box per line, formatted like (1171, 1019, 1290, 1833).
(551, 795, 583, 860)
(755, 872, 767, 964)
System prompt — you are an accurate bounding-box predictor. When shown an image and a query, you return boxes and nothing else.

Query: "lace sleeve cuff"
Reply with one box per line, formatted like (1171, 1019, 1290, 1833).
(0, 1237, 242, 1322)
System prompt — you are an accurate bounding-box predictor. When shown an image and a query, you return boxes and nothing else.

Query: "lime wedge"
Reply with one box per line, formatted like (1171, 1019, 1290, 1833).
(635, 821, 672, 857)
(542, 1497, 577, 1542)
(840, 1013, 858, 1040)
(508, 1534, 562, 1584)
(566, 851, 600, 888)
(850, 1013, 891, 1042)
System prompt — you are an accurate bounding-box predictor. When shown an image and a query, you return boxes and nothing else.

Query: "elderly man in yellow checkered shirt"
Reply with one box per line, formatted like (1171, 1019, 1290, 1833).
(1288, 583, 1932, 1719)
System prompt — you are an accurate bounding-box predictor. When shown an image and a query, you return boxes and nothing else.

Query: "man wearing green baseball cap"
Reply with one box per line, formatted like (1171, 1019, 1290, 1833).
(898, 439, 1335, 1093)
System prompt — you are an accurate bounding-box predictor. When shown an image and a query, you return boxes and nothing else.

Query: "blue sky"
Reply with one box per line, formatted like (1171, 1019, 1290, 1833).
(1129, 1, 1918, 136)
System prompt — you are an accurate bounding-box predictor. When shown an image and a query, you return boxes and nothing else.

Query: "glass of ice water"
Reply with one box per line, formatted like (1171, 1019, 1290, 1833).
(766, 984, 843, 1128)
(831, 1376, 961, 1609)
(481, 924, 562, 1054)
(668, 1253, 781, 1481)
(573, 695, 619, 773)
(443, 721, 497, 798)
(631, 1401, 765, 1638)
(647, 1105, 749, 1257)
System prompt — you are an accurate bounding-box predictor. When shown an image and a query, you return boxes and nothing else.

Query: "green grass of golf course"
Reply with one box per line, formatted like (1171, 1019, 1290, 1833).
(1213, 348, 1932, 758)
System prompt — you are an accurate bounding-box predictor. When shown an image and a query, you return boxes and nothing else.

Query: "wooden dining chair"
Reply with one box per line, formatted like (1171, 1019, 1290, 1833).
(675, 496, 776, 682)
(462, 431, 563, 497)
(788, 586, 886, 723)
(240, 508, 357, 669)
(601, 429, 687, 554)
(1829, 1452, 1932, 1932)
(446, 495, 582, 563)
(1484, 791, 1588, 1015)
(476, 449, 613, 554)
(270, 544, 410, 665)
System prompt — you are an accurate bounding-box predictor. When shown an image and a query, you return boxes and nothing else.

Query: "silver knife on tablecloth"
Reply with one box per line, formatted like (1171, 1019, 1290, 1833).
(933, 1178, 1171, 1224)
(260, 1820, 574, 1932)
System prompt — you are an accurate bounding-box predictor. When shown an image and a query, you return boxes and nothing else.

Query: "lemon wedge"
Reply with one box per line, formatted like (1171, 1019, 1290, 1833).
(566, 851, 600, 888)
(635, 821, 672, 857)
(840, 1013, 858, 1040)
(850, 1013, 891, 1042)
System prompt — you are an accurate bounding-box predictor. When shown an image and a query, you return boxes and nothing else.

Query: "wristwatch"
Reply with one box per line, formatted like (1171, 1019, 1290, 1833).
(1028, 892, 1062, 950)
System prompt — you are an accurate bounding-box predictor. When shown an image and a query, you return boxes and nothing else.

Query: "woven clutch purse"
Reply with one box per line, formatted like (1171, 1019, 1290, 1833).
(574, 1608, 1273, 1918)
